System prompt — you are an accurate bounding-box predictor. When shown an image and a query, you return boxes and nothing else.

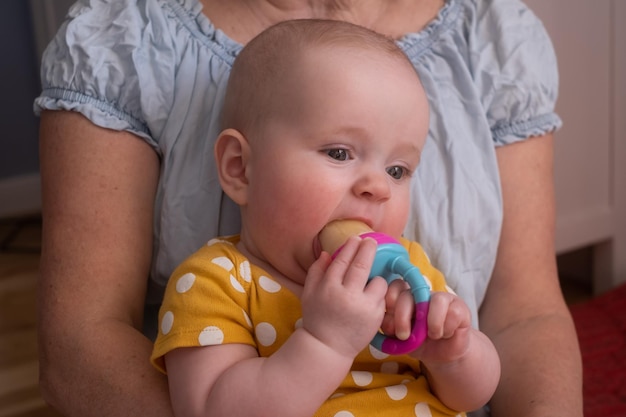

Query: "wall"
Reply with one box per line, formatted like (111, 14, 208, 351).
(0, 0, 42, 217)
(526, 0, 626, 291)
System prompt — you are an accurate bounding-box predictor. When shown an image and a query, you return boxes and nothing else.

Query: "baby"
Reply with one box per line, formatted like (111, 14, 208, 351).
(152, 18, 500, 417)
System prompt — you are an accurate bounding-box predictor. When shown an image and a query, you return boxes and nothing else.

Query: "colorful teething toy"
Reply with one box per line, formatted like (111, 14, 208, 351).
(319, 220, 430, 355)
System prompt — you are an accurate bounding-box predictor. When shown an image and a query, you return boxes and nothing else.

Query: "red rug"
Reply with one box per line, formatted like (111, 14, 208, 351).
(569, 283, 626, 417)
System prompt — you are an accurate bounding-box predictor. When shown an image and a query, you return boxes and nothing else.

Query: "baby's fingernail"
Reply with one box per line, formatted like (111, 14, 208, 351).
(397, 330, 410, 341)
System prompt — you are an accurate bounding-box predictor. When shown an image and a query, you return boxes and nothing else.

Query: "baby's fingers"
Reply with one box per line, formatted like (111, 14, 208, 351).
(327, 236, 377, 289)
(303, 251, 332, 292)
(427, 292, 470, 340)
(393, 285, 414, 341)
(380, 280, 413, 340)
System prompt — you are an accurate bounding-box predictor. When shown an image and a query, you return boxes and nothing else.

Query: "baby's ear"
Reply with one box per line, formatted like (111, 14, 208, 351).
(214, 128, 250, 205)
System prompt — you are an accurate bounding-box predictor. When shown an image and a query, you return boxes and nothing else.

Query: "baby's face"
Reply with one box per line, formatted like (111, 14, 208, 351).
(239, 45, 429, 285)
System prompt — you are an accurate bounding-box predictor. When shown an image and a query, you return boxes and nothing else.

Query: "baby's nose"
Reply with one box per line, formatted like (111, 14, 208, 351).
(353, 171, 391, 202)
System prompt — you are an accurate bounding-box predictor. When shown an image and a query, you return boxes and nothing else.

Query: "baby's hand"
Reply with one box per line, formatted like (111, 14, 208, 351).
(380, 279, 415, 341)
(413, 291, 471, 364)
(301, 236, 388, 359)
(381, 285, 471, 363)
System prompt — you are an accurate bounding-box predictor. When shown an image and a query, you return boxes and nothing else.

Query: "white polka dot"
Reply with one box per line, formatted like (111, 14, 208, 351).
(414, 402, 433, 417)
(161, 311, 174, 335)
(386, 384, 408, 400)
(330, 393, 345, 399)
(351, 371, 373, 386)
(198, 326, 224, 346)
(334, 412, 354, 417)
(212, 256, 234, 272)
(369, 344, 389, 360)
(259, 276, 281, 293)
(381, 361, 399, 374)
(256, 322, 277, 346)
(230, 274, 245, 293)
(239, 261, 252, 282)
(175, 273, 196, 293)
(242, 309, 252, 327)
(208, 238, 233, 247)
(294, 318, 303, 329)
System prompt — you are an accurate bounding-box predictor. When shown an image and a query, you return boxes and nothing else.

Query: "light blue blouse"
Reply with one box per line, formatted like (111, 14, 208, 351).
(34, 0, 561, 330)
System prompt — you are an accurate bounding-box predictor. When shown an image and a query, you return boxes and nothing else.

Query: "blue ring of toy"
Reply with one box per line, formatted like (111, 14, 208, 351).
(368, 243, 430, 355)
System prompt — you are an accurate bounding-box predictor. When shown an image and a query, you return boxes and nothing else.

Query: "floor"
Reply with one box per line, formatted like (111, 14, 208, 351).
(0, 214, 594, 417)
(0, 214, 62, 417)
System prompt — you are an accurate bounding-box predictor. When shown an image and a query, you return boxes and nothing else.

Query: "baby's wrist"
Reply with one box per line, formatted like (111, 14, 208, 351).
(295, 326, 360, 364)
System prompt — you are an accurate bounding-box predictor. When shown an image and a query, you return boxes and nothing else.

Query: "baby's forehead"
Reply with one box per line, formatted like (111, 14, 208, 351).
(225, 21, 424, 130)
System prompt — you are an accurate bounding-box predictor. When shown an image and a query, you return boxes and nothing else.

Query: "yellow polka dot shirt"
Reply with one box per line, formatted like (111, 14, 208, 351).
(151, 236, 464, 417)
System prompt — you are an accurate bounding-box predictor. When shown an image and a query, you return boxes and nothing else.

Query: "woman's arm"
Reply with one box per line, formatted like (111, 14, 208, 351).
(480, 134, 583, 417)
(37, 111, 173, 417)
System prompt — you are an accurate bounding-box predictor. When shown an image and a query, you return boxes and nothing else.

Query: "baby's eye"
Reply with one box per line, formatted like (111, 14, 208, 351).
(386, 166, 409, 180)
(326, 148, 349, 161)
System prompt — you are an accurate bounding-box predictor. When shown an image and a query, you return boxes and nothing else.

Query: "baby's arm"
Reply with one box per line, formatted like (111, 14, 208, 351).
(415, 292, 500, 412)
(384, 285, 500, 412)
(165, 327, 352, 417)
(164, 237, 388, 417)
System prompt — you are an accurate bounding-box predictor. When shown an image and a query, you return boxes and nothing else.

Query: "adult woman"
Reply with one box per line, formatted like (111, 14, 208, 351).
(35, 0, 582, 416)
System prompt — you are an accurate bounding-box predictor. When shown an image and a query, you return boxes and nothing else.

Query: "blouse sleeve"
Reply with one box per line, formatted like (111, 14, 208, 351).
(470, 0, 563, 145)
(33, 0, 175, 153)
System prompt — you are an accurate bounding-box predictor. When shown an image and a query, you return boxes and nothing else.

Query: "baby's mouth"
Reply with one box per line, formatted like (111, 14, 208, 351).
(312, 234, 323, 259)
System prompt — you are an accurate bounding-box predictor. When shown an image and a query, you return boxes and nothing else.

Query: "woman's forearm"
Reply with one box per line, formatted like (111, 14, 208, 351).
(39, 320, 175, 417)
(487, 312, 582, 417)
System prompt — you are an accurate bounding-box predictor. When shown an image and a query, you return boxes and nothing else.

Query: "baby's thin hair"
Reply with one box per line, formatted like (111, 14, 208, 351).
(221, 19, 413, 134)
